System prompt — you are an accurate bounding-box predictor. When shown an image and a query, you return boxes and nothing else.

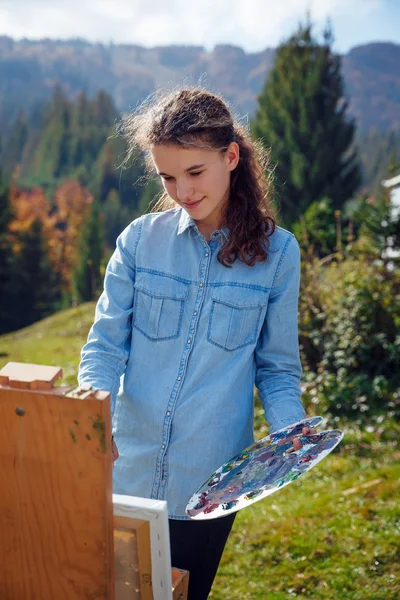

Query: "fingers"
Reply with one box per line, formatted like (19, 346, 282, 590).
(288, 427, 317, 453)
(112, 439, 119, 462)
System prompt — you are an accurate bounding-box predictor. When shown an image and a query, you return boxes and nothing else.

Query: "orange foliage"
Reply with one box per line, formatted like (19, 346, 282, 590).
(8, 179, 93, 291)
(9, 184, 52, 237)
(50, 180, 93, 290)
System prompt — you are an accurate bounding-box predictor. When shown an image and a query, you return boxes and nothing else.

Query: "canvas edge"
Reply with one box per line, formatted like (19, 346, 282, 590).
(113, 493, 173, 600)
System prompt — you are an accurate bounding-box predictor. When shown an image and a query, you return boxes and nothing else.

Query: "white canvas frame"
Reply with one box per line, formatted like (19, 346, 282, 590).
(113, 494, 172, 600)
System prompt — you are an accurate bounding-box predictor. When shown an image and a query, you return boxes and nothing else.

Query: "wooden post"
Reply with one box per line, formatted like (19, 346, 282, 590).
(0, 362, 114, 600)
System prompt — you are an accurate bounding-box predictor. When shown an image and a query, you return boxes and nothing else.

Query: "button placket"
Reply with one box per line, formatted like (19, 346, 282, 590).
(152, 239, 212, 499)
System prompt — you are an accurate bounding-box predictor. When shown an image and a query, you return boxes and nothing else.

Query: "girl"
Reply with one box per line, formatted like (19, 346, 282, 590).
(78, 88, 315, 600)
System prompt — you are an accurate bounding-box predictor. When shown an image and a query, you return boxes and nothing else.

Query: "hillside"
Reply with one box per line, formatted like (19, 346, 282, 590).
(0, 36, 399, 134)
(0, 302, 96, 385)
(0, 306, 399, 599)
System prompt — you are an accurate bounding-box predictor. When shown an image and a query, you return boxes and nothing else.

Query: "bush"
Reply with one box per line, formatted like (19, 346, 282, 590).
(299, 254, 400, 420)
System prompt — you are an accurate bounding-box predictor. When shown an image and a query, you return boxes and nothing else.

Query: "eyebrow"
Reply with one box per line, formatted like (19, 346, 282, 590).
(157, 163, 206, 177)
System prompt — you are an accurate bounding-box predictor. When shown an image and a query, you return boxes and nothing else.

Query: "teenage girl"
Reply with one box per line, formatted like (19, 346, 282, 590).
(78, 88, 316, 600)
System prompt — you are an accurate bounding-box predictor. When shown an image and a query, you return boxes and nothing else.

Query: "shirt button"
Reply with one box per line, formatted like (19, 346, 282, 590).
(187, 339, 191, 344)
(205, 253, 209, 257)
(193, 311, 197, 316)
(199, 282, 204, 288)
(177, 376, 182, 381)
(166, 412, 171, 417)
(162, 444, 165, 449)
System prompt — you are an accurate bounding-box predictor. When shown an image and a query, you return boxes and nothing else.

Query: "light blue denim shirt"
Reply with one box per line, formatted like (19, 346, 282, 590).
(78, 207, 306, 519)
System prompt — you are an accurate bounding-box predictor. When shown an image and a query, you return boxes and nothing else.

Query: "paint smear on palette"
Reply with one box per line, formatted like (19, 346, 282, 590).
(186, 417, 344, 520)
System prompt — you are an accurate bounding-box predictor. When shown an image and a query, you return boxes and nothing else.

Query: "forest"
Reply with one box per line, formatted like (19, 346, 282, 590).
(0, 22, 399, 422)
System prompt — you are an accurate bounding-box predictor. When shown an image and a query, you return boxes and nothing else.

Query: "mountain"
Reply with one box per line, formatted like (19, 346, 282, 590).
(0, 36, 399, 134)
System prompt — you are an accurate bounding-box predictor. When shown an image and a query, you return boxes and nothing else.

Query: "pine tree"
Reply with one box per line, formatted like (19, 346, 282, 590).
(138, 178, 162, 215)
(102, 189, 132, 248)
(0, 170, 14, 334)
(11, 219, 60, 331)
(252, 20, 361, 226)
(73, 202, 104, 303)
(2, 111, 28, 174)
(98, 143, 119, 203)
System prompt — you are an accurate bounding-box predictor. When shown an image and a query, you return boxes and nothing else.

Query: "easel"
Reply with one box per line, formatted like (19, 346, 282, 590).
(0, 362, 189, 600)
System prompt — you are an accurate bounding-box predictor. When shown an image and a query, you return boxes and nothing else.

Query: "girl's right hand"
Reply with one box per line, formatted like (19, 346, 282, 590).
(112, 437, 119, 465)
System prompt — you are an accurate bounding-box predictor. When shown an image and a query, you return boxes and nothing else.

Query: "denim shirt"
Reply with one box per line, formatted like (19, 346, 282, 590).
(78, 207, 306, 519)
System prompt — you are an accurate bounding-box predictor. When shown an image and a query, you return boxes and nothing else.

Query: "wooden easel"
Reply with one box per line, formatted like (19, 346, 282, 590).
(0, 362, 188, 600)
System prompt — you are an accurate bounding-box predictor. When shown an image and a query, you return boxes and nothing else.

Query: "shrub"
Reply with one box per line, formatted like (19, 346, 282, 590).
(299, 255, 400, 419)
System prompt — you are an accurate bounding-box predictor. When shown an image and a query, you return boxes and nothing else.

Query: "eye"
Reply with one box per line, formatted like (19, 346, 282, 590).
(161, 176, 173, 181)
(190, 171, 203, 177)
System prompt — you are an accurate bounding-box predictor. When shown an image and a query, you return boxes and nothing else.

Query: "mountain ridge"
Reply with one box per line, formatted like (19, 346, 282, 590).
(0, 36, 399, 133)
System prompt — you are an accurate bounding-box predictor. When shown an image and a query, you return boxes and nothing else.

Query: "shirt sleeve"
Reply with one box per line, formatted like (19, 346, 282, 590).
(255, 234, 306, 433)
(78, 218, 142, 415)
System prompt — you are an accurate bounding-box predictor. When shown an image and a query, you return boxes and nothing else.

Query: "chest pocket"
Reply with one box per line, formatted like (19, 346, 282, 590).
(133, 272, 188, 341)
(208, 286, 268, 351)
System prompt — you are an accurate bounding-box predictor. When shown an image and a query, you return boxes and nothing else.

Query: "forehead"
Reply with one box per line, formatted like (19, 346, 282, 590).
(151, 144, 220, 173)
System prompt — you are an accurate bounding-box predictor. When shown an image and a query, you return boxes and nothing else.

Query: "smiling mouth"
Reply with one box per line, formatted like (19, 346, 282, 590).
(183, 197, 204, 208)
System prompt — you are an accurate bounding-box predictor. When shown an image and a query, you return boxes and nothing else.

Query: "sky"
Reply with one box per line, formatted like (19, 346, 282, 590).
(0, 0, 399, 53)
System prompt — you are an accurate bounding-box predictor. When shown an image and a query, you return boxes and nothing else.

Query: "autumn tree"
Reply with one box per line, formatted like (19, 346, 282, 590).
(50, 180, 93, 292)
(8, 178, 93, 295)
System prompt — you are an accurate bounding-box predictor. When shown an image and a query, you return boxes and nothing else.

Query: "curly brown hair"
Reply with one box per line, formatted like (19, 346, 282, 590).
(117, 87, 276, 267)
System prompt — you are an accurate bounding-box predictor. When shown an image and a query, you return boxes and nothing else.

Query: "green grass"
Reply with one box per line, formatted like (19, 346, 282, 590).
(1, 307, 399, 600)
(0, 302, 97, 385)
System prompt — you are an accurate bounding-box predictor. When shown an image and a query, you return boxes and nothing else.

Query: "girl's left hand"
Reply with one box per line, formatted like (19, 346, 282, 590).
(289, 427, 318, 452)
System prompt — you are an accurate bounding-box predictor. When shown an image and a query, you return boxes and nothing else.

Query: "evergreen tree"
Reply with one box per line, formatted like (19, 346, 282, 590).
(138, 178, 162, 215)
(98, 143, 120, 203)
(252, 20, 361, 226)
(94, 89, 116, 129)
(102, 189, 132, 248)
(2, 111, 28, 174)
(0, 170, 14, 334)
(73, 202, 103, 303)
(11, 219, 60, 331)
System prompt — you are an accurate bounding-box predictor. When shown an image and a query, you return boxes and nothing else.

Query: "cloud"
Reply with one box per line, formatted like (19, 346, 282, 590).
(0, 0, 384, 52)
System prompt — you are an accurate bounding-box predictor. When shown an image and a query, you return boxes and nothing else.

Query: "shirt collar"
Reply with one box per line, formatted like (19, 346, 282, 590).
(177, 208, 229, 241)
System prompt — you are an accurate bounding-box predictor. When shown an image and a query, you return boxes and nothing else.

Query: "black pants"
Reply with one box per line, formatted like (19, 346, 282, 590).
(169, 513, 236, 600)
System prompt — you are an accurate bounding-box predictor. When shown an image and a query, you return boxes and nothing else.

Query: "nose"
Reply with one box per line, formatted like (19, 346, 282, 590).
(176, 180, 194, 202)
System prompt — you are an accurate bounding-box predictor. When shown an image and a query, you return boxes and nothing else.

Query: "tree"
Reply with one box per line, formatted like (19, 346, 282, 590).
(293, 197, 338, 257)
(11, 219, 60, 331)
(138, 177, 162, 215)
(102, 189, 132, 249)
(73, 202, 104, 303)
(50, 180, 93, 292)
(2, 110, 28, 174)
(0, 169, 14, 333)
(252, 20, 361, 226)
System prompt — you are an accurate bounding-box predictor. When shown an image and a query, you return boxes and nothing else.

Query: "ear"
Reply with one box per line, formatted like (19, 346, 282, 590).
(226, 142, 240, 171)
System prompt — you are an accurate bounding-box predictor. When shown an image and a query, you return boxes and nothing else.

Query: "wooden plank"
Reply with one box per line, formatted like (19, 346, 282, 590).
(0, 385, 114, 600)
(171, 569, 189, 600)
(113, 495, 172, 600)
(114, 516, 153, 600)
(0, 362, 63, 389)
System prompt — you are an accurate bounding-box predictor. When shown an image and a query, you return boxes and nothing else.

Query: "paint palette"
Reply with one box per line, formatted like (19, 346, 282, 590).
(186, 417, 343, 520)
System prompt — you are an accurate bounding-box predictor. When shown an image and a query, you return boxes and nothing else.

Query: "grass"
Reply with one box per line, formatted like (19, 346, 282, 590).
(0, 302, 96, 385)
(1, 306, 399, 599)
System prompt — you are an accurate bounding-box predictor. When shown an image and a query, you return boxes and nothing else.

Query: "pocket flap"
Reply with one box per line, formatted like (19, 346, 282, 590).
(134, 272, 189, 300)
(211, 285, 268, 309)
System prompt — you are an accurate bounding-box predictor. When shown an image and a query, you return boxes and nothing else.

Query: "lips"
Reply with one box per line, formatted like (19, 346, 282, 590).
(183, 197, 204, 208)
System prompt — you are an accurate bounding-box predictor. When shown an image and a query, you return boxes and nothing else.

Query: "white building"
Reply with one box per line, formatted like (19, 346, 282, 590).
(381, 173, 400, 260)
